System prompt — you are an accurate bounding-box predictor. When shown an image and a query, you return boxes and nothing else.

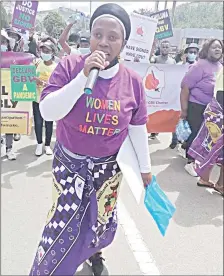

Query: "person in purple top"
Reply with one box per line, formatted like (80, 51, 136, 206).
(180, 39, 223, 177)
(29, 4, 152, 276)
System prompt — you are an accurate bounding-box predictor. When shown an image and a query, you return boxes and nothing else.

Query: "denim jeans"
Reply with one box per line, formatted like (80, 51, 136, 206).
(5, 134, 13, 150)
(171, 132, 178, 144)
(32, 102, 53, 146)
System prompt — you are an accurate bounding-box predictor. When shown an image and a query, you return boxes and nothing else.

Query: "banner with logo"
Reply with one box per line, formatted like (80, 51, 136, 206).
(150, 9, 173, 40)
(1, 52, 35, 135)
(121, 13, 157, 63)
(123, 62, 188, 132)
(12, 1, 39, 31)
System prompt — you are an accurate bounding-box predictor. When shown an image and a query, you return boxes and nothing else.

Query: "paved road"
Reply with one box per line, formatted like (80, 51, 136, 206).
(1, 130, 223, 275)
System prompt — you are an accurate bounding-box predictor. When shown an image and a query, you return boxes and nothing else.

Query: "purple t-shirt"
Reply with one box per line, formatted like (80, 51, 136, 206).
(41, 55, 147, 157)
(181, 59, 222, 105)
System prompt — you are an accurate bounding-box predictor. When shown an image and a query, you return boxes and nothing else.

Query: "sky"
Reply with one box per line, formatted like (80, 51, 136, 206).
(38, 1, 183, 15)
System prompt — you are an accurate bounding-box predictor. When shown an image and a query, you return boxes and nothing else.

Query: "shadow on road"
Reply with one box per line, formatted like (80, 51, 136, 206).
(150, 147, 223, 228)
(1, 144, 53, 190)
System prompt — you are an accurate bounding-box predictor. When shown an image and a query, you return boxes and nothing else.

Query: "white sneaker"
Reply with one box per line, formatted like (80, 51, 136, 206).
(13, 134, 21, 141)
(6, 149, 16, 160)
(45, 146, 53, 155)
(184, 163, 198, 177)
(35, 144, 43, 156)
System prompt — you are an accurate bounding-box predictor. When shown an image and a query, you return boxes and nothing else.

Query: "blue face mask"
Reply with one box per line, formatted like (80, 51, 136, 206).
(1, 45, 8, 52)
(187, 53, 197, 62)
(41, 52, 52, 62)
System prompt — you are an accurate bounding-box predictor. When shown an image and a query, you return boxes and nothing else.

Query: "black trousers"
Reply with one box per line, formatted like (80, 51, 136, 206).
(186, 101, 206, 161)
(32, 102, 53, 146)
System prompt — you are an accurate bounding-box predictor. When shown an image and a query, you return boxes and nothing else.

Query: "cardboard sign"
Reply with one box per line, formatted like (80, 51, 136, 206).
(1, 69, 32, 135)
(150, 9, 173, 40)
(121, 13, 157, 63)
(11, 65, 37, 101)
(12, 1, 39, 31)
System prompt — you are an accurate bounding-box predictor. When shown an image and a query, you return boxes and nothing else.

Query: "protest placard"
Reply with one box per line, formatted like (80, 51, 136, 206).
(121, 13, 157, 63)
(12, 1, 39, 31)
(1, 52, 35, 135)
(1, 69, 32, 135)
(150, 9, 173, 40)
(11, 65, 37, 102)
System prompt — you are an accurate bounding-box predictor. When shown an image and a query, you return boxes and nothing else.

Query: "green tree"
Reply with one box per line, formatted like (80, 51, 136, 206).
(35, 19, 43, 33)
(173, 2, 223, 30)
(43, 11, 66, 38)
(1, 2, 9, 28)
(133, 8, 152, 17)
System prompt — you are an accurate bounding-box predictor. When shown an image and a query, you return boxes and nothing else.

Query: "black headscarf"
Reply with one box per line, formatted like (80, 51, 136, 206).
(89, 3, 131, 41)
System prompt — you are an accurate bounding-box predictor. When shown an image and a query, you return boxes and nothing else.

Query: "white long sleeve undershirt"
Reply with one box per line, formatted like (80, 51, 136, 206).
(128, 124, 151, 173)
(39, 70, 87, 122)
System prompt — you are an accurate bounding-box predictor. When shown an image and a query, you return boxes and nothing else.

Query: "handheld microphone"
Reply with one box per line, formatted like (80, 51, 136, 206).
(84, 67, 100, 95)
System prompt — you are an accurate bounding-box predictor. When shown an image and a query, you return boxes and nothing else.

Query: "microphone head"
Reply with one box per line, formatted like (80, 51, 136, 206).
(84, 88, 93, 95)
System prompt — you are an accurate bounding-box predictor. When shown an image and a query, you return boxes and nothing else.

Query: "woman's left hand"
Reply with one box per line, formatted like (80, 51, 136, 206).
(141, 172, 153, 188)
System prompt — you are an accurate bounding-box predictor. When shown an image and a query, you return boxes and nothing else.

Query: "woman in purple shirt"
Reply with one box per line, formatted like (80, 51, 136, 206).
(180, 39, 223, 176)
(29, 4, 152, 276)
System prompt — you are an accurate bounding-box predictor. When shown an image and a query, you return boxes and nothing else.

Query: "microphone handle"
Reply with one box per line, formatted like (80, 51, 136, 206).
(84, 67, 100, 95)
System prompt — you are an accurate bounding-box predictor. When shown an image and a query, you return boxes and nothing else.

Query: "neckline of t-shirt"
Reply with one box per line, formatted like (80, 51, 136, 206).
(99, 63, 119, 79)
(98, 64, 124, 83)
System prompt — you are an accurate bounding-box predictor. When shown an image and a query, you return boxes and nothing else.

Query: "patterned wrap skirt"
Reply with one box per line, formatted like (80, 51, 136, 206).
(188, 98, 224, 177)
(30, 141, 122, 275)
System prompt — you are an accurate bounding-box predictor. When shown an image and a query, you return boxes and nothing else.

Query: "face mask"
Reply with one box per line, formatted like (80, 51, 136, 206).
(187, 53, 197, 62)
(41, 52, 52, 62)
(1, 45, 8, 52)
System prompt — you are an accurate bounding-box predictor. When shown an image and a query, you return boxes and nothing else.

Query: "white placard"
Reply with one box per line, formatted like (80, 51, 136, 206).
(116, 135, 144, 204)
(121, 13, 158, 63)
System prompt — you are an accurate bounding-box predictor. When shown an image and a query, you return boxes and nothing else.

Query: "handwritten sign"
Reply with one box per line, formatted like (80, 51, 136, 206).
(11, 65, 37, 101)
(121, 13, 157, 63)
(12, 1, 39, 31)
(1, 69, 32, 135)
(150, 9, 173, 40)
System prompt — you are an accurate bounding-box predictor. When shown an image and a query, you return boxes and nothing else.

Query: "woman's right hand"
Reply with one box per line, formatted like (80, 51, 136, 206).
(83, 51, 110, 77)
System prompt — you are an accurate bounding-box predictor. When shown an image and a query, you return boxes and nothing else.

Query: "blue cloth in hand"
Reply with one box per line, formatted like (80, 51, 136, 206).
(144, 175, 176, 236)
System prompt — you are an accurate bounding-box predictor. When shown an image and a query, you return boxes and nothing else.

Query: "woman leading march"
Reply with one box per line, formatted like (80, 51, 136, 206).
(29, 4, 152, 275)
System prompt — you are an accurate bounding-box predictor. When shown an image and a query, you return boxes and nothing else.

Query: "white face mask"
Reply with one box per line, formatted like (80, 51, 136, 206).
(41, 52, 52, 62)
(187, 53, 197, 62)
(1, 45, 8, 52)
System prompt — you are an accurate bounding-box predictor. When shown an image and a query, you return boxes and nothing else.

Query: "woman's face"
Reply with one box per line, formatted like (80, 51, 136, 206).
(208, 40, 223, 61)
(90, 17, 124, 62)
